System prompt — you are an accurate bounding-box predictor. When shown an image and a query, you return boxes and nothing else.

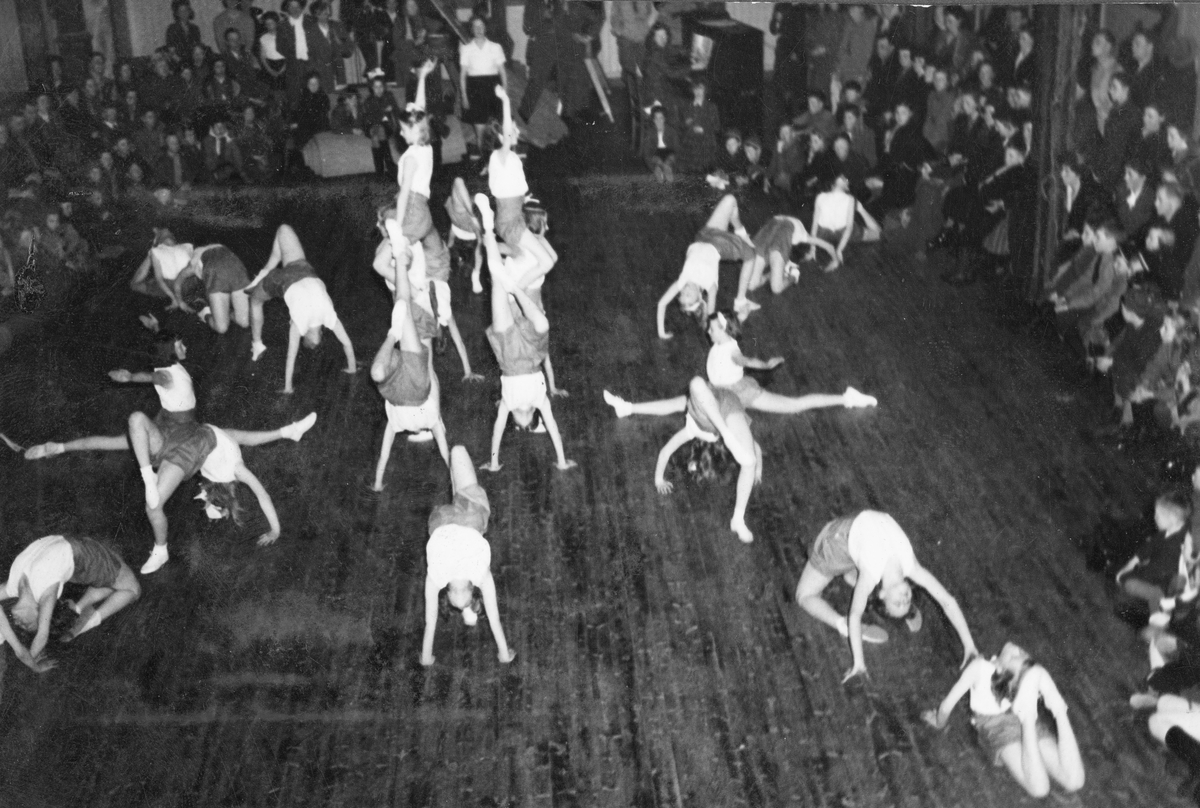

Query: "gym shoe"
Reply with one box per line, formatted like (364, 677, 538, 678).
(140, 544, 169, 574)
(197, 306, 211, 323)
(843, 387, 878, 408)
(603, 390, 633, 418)
(786, 262, 801, 284)
(862, 624, 889, 644)
(407, 430, 434, 443)
(280, 412, 317, 441)
(1130, 691, 1159, 710)
(251, 341, 267, 361)
(25, 442, 65, 460)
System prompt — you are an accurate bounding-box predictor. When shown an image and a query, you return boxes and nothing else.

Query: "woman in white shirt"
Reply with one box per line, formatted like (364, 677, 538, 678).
(811, 172, 882, 271)
(257, 11, 287, 91)
(127, 227, 195, 307)
(459, 16, 507, 156)
(922, 644, 1085, 799)
(421, 445, 516, 666)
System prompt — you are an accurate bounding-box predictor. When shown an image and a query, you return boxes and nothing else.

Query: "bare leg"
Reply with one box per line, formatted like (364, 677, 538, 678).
(127, 412, 165, 471)
(445, 313, 478, 380)
(231, 290, 250, 328)
(331, 320, 357, 374)
(222, 414, 316, 446)
(249, 297, 267, 360)
(262, 224, 306, 272)
(630, 395, 688, 416)
(68, 563, 140, 639)
(372, 423, 398, 491)
(449, 444, 478, 495)
(749, 390, 853, 414)
(795, 565, 842, 630)
(141, 461, 187, 573)
(431, 418, 451, 466)
(207, 292, 232, 333)
(129, 251, 153, 291)
(283, 322, 301, 393)
(688, 377, 757, 541)
(705, 194, 740, 232)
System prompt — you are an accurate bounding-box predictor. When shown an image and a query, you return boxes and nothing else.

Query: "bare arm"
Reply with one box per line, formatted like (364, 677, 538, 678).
(732, 345, 783, 370)
(657, 279, 685, 339)
(923, 658, 991, 729)
(845, 572, 878, 680)
(234, 463, 281, 545)
(654, 428, 691, 493)
(394, 154, 418, 237)
(908, 563, 978, 663)
(28, 587, 58, 661)
(536, 400, 575, 470)
(420, 576, 440, 665)
(482, 402, 509, 471)
(479, 572, 515, 662)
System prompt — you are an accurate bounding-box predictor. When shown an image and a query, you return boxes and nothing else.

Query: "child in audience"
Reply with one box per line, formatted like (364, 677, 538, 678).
(1115, 491, 1191, 624)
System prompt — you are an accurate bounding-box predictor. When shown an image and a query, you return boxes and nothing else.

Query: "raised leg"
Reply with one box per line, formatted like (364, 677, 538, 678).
(372, 423, 398, 491)
(208, 292, 232, 333)
(231, 290, 250, 328)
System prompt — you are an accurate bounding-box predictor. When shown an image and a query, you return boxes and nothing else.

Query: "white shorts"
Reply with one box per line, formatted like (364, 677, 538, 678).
(501, 372, 547, 413)
(684, 413, 718, 443)
(284, 277, 339, 334)
(451, 223, 478, 242)
(385, 383, 441, 434)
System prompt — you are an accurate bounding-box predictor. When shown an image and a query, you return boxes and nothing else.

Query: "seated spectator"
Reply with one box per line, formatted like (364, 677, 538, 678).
(1056, 152, 1106, 264)
(830, 132, 871, 201)
(80, 76, 106, 123)
(154, 131, 200, 190)
(1116, 491, 1191, 622)
(1105, 284, 1170, 430)
(794, 90, 837, 144)
(291, 72, 330, 151)
(37, 208, 90, 274)
(1143, 181, 1200, 300)
(1051, 219, 1131, 355)
(189, 43, 212, 89)
(922, 66, 955, 154)
(141, 51, 185, 125)
(203, 120, 247, 184)
(1165, 124, 1200, 201)
(330, 91, 365, 136)
(205, 57, 243, 117)
(119, 88, 141, 131)
(678, 78, 719, 174)
(1132, 101, 1173, 172)
(767, 123, 806, 199)
(1118, 157, 1159, 252)
(362, 71, 400, 176)
(165, 1, 203, 67)
(1097, 72, 1141, 191)
(796, 130, 837, 205)
(132, 109, 165, 164)
(743, 136, 766, 190)
(178, 66, 206, 122)
(839, 104, 876, 168)
(715, 129, 748, 180)
(892, 45, 927, 122)
(1137, 310, 1199, 435)
(877, 100, 932, 212)
(222, 29, 263, 103)
(641, 105, 679, 183)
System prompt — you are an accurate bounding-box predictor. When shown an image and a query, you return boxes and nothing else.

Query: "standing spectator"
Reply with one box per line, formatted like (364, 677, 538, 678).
(807, 5, 843, 101)
(258, 12, 289, 94)
(1162, 37, 1199, 138)
(1011, 26, 1037, 90)
(213, 0, 257, 56)
(1097, 73, 1143, 189)
(1166, 124, 1200, 199)
(1128, 30, 1166, 112)
(835, 5, 877, 93)
(557, 0, 604, 121)
(863, 34, 899, 135)
(304, 2, 353, 94)
(363, 71, 400, 174)
(389, 0, 426, 101)
(165, 2, 203, 67)
(460, 16, 508, 154)
(610, 0, 654, 116)
(203, 120, 247, 183)
(770, 3, 808, 120)
(141, 52, 185, 124)
(922, 66, 955, 154)
(518, 0, 558, 122)
(1144, 180, 1200, 300)
(223, 29, 262, 99)
(291, 72, 330, 151)
(638, 22, 687, 113)
(278, 0, 315, 108)
(1086, 30, 1121, 136)
(83, 0, 116, 80)
(474, 0, 514, 61)
(934, 6, 976, 79)
(877, 100, 932, 212)
(1132, 101, 1172, 171)
(840, 105, 876, 168)
(678, 78, 719, 174)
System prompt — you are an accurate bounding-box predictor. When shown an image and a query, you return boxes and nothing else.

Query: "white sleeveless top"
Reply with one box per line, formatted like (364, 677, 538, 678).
(814, 190, 856, 231)
(151, 243, 194, 281)
(426, 525, 491, 589)
(200, 426, 243, 483)
(706, 341, 744, 387)
(969, 658, 1011, 716)
(155, 363, 196, 412)
(488, 150, 528, 198)
(680, 242, 720, 290)
(397, 144, 433, 199)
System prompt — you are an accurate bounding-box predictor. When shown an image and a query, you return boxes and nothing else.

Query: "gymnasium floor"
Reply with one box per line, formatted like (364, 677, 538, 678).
(0, 142, 1189, 807)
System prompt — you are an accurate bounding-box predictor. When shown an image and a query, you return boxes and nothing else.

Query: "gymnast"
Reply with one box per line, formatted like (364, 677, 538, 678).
(705, 310, 878, 413)
(795, 510, 978, 681)
(603, 376, 762, 543)
(370, 219, 450, 492)
(373, 204, 480, 382)
(444, 176, 484, 294)
(476, 194, 576, 473)
(173, 243, 252, 333)
(656, 194, 759, 339)
(420, 445, 516, 667)
(128, 228, 195, 307)
(809, 171, 882, 271)
(244, 224, 357, 393)
(922, 643, 1085, 798)
(733, 214, 839, 299)
(0, 535, 141, 673)
(488, 85, 555, 290)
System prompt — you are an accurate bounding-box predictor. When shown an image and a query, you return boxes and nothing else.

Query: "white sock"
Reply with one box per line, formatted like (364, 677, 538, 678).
(603, 390, 632, 418)
(140, 544, 169, 574)
(251, 341, 267, 361)
(79, 610, 102, 633)
(140, 465, 160, 509)
(280, 412, 317, 441)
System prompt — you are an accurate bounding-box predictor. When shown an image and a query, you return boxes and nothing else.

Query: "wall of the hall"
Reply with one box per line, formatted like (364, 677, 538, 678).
(0, 0, 28, 93)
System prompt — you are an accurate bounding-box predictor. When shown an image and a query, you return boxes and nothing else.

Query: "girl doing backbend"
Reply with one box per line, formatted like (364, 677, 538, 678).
(0, 535, 141, 673)
(657, 194, 759, 339)
(173, 243, 252, 334)
(476, 194, 576, 473)
(421, 445, 516, 667)
(445, 176, 485, 294)
(244, 224, 357, 393)
(369, 218, 451, 492)
(734, 215, 839, 300)
(922, 643, 1085, 799)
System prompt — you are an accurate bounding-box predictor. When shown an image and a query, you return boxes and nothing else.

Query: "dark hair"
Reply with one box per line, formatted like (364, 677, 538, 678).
(153, 329, 184, 362)
(437, 584, 484, 623)
(842, 80, 862, 95)
(991, 655, 1034, 703)
(261, 10, 280, 24)
(686, 439, 734, 482)
(202, 481, 246, 525)
(523, 198, 547, 234)
(1092, 217, 1124, 240)
(1058, 150, 1088, 177)
(707, 309, 742, 341)
(807, 89, 828, 107)
(468, 14, 488, 33)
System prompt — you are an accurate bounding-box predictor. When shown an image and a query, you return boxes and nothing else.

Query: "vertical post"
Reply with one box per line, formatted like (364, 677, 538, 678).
(1027, 4, 1088, 301)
